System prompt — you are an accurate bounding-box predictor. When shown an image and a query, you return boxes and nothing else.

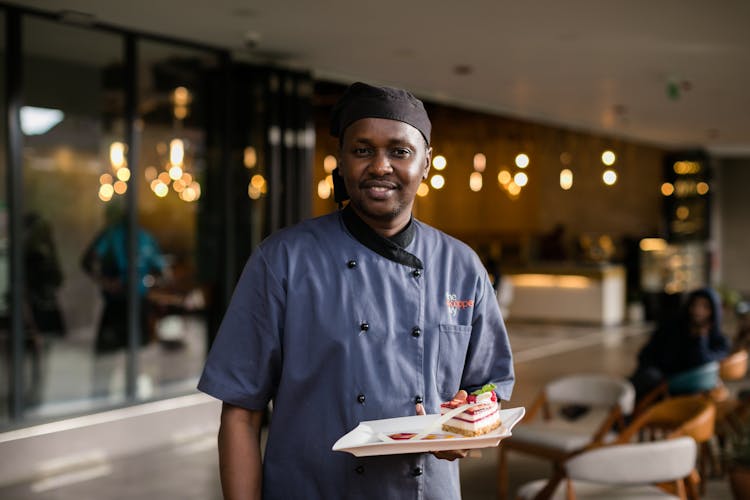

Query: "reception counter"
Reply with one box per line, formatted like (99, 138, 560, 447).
(506, 264, 626, 326)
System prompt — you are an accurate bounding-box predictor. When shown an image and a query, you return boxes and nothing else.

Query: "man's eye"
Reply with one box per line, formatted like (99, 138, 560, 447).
(353, 148, 371, 156)
(393, 148, 411, 157)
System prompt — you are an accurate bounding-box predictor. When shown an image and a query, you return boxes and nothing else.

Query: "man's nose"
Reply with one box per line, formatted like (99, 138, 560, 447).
(369, 150, 393, 175)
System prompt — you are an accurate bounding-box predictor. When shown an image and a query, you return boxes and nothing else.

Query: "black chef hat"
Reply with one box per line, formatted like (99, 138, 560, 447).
(330, 82, 431, 144)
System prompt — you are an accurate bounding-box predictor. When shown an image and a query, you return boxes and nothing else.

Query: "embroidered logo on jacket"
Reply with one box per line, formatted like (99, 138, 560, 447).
(446, 293, 474, 316)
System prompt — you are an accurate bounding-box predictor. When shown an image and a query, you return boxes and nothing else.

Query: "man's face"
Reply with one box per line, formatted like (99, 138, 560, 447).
(338, 118, 431, 232)
(688, 295, 713, 326)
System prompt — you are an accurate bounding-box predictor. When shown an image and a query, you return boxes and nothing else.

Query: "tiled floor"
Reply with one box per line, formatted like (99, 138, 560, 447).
(0, 320, 736, 499)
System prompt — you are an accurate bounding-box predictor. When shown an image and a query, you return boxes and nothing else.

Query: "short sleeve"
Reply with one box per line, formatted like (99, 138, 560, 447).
(197, 246, 285, 410)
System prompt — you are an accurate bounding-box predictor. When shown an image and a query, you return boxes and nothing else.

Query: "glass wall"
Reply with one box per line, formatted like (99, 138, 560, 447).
(20, 17, 126, 416)
(0, 5, 313, 430)
(134, 40, 218, 400)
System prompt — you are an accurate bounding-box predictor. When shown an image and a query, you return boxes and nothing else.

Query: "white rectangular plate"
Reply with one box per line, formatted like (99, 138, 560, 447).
(332, 406, 525, 457)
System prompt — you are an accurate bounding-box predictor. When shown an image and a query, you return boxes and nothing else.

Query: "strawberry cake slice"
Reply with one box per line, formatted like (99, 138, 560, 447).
(440, 384, 501, 437)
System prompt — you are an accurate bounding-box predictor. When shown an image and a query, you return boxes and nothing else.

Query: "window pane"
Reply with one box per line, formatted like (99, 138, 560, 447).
(21, 16, 126, 417)
(136, 40, 218, 400)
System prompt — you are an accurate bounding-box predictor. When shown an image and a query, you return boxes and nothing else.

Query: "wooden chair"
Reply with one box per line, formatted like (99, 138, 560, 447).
(710, 349, 749, 476)
(633, 361, 720, 417)
(498, 374, 635, 500)
(515, 437, 699, 500)
(617, 395, 716, 495)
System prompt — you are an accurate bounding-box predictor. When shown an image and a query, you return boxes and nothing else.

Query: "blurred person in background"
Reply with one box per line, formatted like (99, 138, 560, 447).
(630, 287, 730, 400)
(81, 204, 165, 354)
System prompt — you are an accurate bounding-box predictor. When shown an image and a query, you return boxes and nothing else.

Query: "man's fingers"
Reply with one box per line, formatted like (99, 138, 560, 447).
(432, 449, 469, 461)
(415, 403, 425, 415)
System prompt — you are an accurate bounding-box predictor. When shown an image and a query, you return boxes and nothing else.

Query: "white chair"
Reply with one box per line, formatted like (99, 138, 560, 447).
(515, 436, 698, 500)
(498, 374, 636, 499)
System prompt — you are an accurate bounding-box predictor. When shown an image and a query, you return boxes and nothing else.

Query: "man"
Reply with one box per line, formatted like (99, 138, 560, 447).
(198, 82, 514, 499)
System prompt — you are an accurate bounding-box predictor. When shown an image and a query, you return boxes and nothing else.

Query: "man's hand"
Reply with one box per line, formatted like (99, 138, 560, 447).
(415, 390, 470, 461)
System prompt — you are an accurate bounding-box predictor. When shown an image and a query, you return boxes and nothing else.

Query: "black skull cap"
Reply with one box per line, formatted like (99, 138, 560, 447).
(330, 82, 431, 144)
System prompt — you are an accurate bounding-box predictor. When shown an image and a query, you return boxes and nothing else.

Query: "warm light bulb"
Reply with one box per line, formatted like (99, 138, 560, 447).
(417, 182, 429, 197)
(169, 165, 183, 181)
(323, 155, 337, 174)
(169, 139, 184, 166)
(100, 173, 113, 185)
(560, 169, 573, 190)
(601, 150, 616, 166)
(173, 86, 191, 106)
(116, 167, 131, 182)
(113, 180, 128, 195)
(507, 182, 521, 196)
(696, 182, 709, 195)
(515, 153, 529, 168)
(469, 172, 483, 192)
(317, 179, 331, 199)
(251, 174, 266, 190)
(432, 155, 447, 170)
(430, 174, 445, 189)
(154, 182, 169, 198)
(244, 147, 257, 168)
(110, 142, 126, 169)
(99, 183, 114, 199)
(603, 169, 617, 185)
(661, 182, 675, 196)
(248, 184, 262, 200)
(514, 172, 528, 187)
(473, 153, 486, 172)
(497, 170, 511, 185)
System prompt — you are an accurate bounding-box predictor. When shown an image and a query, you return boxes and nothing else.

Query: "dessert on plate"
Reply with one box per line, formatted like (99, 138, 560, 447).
(440, 384, 501, 437)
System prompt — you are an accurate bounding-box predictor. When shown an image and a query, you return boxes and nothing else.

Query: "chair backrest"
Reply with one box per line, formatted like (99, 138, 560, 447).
(720, 350, 749, 381)
(667, 361, 719, 395)
(565, 436, 696, 485)
(545, 374, 636, 415)
(618, 395, 716, 444)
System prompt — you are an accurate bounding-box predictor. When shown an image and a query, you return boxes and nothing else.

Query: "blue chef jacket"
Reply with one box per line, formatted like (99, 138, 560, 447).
(198, 209, 514, 499)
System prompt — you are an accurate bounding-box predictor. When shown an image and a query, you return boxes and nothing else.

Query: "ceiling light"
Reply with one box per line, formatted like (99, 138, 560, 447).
(469, 172, 482, 192)
(560, 169, 573, 190)
(514, 172, 528, 187)
(603, 169, 617, 185)
(473, 153, 486, 172)
(432, 155, 447, 170)
(515, 153, 529, 168)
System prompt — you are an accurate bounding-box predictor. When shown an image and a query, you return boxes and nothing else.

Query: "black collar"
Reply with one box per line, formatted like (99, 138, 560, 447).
(341, 205, 423, 269)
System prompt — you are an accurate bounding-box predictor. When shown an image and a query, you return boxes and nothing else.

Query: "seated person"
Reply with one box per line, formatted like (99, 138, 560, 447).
(630, 287, 730, 400)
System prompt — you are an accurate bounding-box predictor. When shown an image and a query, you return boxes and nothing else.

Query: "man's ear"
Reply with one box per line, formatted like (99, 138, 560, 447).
(423, 146, 433, 179)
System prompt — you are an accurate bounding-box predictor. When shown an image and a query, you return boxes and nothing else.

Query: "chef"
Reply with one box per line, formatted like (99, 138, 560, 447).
(198, 81, 514, 499)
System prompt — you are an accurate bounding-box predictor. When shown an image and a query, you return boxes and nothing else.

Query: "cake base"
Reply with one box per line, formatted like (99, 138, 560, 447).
(442, 419, 501, 437)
